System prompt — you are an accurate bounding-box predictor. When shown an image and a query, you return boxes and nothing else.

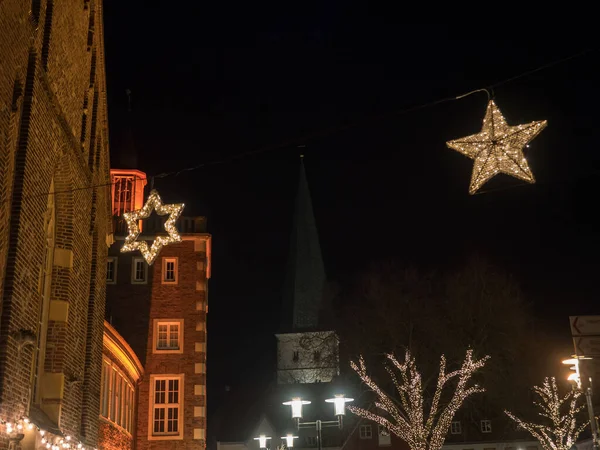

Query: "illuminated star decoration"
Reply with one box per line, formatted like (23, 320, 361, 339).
(121, 189, 184, 265)
(446, 100, 547, 194)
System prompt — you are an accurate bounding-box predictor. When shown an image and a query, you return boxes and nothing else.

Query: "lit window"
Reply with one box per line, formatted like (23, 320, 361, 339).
(150, 376, 183, 439)
(100, 359, 135, 433)
(481, 420, 492, 433)
(451, 421, 462, 434)
(162, 257, 178, 284)
(106, 257, 117, 283)
(131, 257, 147, 284)
(154, 320, 183, 354)
(360, 424, 372, 439)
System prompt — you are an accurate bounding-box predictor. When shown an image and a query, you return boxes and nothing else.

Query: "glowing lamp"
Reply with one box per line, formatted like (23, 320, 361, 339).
(325, 394, 354, 416)
(281, 434, 298, 448)
(254, 435, 271, 449)
(283, 398, 311, 419)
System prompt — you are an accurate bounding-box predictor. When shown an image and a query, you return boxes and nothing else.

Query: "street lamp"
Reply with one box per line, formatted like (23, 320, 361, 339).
(282, 395, 353, 450)
(562, 356, 598, 449)
(254, 435, 271, 449)
(281, 434, 298, 448)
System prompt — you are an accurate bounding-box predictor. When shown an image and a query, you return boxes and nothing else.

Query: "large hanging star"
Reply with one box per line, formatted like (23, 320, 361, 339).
(447, 100, 547, 194)
(120, 189, 184, 265)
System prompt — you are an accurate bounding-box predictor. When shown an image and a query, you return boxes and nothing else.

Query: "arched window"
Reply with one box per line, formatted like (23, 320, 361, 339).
(31, 180, 55, 405)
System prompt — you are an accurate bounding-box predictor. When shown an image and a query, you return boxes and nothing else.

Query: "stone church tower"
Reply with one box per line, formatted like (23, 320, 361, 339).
(275, 157, 339, 385)
(0, 0, 112, 448)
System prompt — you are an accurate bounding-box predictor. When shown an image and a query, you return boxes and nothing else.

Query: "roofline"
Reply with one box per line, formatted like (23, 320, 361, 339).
(103, 320, 144, 381)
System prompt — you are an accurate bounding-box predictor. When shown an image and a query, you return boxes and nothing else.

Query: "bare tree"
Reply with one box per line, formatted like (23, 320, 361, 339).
(505, 377, 588, 450)
(348, 349, 489, 450)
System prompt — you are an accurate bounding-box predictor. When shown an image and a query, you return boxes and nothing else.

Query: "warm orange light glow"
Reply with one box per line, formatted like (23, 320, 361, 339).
(110, 168, 148, 229)
(103, 321, 144, 381)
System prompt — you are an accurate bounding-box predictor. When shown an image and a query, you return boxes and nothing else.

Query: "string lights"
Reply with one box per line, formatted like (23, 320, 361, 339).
(348, 349, 489, 450)
(446, 100, 547, 194)
(120, 189, 184, 265)
(505, 377, 588, 450)
(0, 416, 94, 450)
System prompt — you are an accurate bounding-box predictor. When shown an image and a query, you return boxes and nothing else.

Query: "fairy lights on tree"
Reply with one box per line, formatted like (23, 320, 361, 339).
(348, 349, 489, 450)
(505, 377, 589, 450)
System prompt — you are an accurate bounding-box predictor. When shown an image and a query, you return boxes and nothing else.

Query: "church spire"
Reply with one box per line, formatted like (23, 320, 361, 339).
(282, 155, 326, 330)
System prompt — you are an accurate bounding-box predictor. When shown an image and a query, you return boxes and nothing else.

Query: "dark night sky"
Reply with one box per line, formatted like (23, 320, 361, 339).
(102, 4, 598, 408)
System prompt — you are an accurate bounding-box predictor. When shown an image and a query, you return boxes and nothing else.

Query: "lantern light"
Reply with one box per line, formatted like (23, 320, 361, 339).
(281, 434, 298, 448)
(282, 398, 311, 419)
(253, 435, 271, 449)
(325, 394, 354, 416)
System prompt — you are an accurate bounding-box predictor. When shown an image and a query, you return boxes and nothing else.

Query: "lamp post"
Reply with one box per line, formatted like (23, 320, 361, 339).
(282, 395, 353, 450)
(254, 435, 271, 449)
(562, 356, 599, 449)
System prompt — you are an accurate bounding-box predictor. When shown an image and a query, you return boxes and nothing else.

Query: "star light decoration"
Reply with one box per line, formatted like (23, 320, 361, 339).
(446, 100, 547, 194)
(120, 189, 184, 265)
(505, 377, 589, 450)
(348, 349, 489, 450)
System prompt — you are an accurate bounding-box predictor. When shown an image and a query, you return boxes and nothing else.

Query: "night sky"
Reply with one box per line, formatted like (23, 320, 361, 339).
(102, 4, 598, 413)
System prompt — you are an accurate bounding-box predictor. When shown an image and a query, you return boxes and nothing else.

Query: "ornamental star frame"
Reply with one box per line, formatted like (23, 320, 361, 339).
(120, 189, 184, 265)
(446, 100, 547, 194)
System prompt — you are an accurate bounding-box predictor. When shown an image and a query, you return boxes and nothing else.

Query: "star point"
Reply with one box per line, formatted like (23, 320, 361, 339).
(120, 189, 184, 265)
(447, 100, 547, 194)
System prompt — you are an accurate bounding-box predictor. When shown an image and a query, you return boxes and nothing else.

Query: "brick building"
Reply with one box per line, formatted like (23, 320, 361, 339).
(100, 321, 143, 450)
(106, 168, 211, 450)
(0, 0, 111, 449)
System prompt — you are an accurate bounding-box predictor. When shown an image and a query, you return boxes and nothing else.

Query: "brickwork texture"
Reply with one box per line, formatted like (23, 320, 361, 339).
(0, 0, 111, 449)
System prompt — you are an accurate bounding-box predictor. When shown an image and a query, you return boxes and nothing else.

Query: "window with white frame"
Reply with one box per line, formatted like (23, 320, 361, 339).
(360, 424, 372, 439)
(451, 421, 462, 434)
(106, 257, 117, 283)
(131, 257, 147, 284)
(481, 419, 492, 433)
(154, 319, 183, 353)
(100, 358, 135, 433)
(150, 375, 183, 438)
(162, 257, 178, 284)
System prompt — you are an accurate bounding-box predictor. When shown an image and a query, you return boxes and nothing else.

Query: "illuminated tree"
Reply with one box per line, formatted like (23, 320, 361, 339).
(348, 350, 489, 450)
(505, 377, 588, 450)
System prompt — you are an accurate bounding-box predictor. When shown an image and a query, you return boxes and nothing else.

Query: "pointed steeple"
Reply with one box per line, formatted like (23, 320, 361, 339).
(282, 155, 326, 330)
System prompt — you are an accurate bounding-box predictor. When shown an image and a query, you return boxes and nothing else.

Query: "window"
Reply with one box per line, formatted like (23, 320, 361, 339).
(305, 437, 317, 446)
(150, 375, 184, 439)
(481, 420, 492, 433)
(378, 425, 391, 446)
(33, 180, 55, 405)
(292, 351, 299, 362)
(451, 421, 462, 434)
(100, 359, 135, 433)
(313, 351, 321, 362)
(360, 424, 372, 439)
(106, 257, 117, 283)
(154, 320, 184, 354)
(132, 257, 147, 284)
(162, 257, 178, 284)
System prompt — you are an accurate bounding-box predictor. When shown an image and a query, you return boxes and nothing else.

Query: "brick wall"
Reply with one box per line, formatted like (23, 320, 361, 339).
(0, 0, 111, 449)
(106, 235, 210, 450)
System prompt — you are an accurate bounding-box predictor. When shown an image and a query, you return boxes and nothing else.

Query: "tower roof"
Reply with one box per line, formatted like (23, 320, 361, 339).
(281, 156, 326, 330)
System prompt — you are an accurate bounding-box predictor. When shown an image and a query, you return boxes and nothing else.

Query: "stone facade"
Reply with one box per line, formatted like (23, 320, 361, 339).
(0, 0, 111, 449)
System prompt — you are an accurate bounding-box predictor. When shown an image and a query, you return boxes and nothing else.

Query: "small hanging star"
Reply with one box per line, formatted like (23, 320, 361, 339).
(447, 100, 547, 194)
(121, 189, 184, 265)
